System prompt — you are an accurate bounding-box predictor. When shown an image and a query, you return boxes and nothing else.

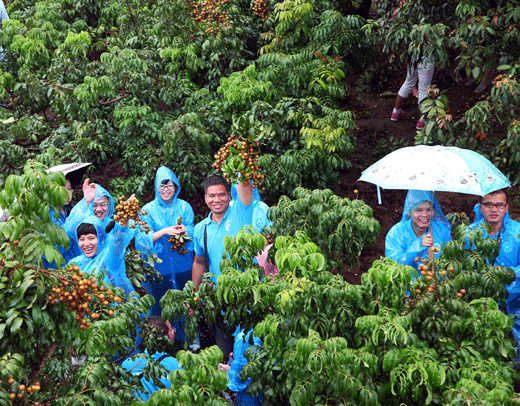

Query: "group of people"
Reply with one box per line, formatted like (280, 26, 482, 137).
(385, 188, 520, 351)
(46, 166, 269, 402)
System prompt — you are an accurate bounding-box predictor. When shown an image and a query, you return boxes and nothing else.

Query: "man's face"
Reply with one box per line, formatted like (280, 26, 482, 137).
(205, 184, 230, 215)
(78, 233, 98, 258)
(159, 181, 176, 202)
(93, 196, 109, 220)
(480, 191, 508, 227)
(409, 201, 434, 229)
(65, 179, 73, 206)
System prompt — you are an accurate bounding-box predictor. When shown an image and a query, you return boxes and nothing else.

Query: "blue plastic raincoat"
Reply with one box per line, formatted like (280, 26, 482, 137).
(43, 204, 80, 268)
(122, 351, 181, 402)
(231, 183, 271, 232)
(385, 190, 452, 276)
(136, 166, 195, 315)
(469, 203, 520, 352)
(64, 184, 116, 241)
(68, 215, 135, 296)
(228, 329, 263, 406)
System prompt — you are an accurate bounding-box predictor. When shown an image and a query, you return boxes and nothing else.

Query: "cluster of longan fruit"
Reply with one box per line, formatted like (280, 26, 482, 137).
(185, 0, 231, 35)
(48, 265, 122, 330)
(7, 380, 43, 404)
(114, 196, 151, 233)
(252, 0, 270, 21)
(168, 234, 192, 255)
(167, 217, 192, 255)
(213, 136, 265, 189)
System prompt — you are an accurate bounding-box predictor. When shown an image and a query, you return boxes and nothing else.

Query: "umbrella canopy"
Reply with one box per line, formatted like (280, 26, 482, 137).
(359, 145, 510, 202)
(46, 162, 92, 189)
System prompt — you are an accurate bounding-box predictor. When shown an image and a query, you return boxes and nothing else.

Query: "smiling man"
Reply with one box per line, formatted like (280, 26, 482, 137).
(192, 175, 253, 290)
(468, 189, 520, 352)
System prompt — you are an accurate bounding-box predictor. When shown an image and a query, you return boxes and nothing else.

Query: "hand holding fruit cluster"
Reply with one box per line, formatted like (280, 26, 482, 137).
(47, 265, 122, 330)
(213, 136, 264, 188)
(167, 217, 192, 255)
(114, 196, 151, 233)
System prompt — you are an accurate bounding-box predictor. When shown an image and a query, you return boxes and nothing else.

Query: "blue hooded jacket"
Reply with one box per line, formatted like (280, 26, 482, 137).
(469, 203, 520, 352)
(136, 167, 195, 315)
(68, 215, 135, 296)
(227, 329, 263, 405)
(64, 184, 116, 242)
(385, 190, 452, 276)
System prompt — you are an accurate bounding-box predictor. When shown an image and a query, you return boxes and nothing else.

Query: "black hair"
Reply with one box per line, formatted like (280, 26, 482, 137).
(77, 223, 97, 239)
(480, 188, 509, 204)
(161, 179, 174, 185)
(203, 174, 229, 194)
(143, 316, 170, 337)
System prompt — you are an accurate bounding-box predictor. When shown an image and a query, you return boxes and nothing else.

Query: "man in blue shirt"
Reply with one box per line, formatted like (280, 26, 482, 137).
(192, 175, 253, 355)
(468, 189, 520, 352)
(192, 175, 253, 289)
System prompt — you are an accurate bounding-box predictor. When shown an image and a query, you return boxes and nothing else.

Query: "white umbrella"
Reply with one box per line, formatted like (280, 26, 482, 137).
(359, 145, 510, 204)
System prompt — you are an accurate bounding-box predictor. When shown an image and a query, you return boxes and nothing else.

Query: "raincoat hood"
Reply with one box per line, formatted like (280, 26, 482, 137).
(93, 184, 115, 221)
(402, 190, 450, 226)
(154, 166, 181, 207)
(75, 215, 107, 255)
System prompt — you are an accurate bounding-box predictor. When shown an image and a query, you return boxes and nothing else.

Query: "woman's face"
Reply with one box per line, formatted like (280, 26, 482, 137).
(409, 201, 434, 229)
(159, 181, 176, 202)
(78, 233, 99, 258)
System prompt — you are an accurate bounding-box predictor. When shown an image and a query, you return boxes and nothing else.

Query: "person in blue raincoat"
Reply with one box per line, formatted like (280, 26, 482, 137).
(218, 329, 263, 406)
(64, 178, 117, 241)
(122, 316, 181, 402)
(136, 166, 195, 316)
(68, 215, 135, 296)
(467, 189, 520, 353)
(385, 190, 452, 276)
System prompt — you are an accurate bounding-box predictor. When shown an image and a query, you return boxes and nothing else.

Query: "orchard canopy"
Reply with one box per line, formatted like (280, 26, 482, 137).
(0, 0, 518, 198)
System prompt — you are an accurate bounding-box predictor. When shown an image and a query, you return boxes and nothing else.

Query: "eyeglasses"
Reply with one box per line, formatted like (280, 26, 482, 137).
(93, 202, 108, 209)
(159, 184, 175, 191)
(481, 202, 507, 209)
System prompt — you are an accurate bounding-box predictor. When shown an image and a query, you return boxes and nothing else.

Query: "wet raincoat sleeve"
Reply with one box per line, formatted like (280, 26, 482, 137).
(385, 222, 425, 266)
(385, 220, 451, 267)
(63, 198, 90, 241)
(227, 330, 262, 405)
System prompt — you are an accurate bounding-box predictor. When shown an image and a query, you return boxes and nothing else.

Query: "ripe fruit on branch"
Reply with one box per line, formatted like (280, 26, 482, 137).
(212, 135, 264, 189)
(167, 216, 192, 255)
(114, 196, 151, 233)
(260, 226, 274, 245)
(48, 264, 122, 329)
(252, 0, 270, 21)
(185, 0, 231, 36)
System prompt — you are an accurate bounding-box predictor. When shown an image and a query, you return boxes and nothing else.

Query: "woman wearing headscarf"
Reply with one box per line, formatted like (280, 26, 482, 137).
(385, 190, 452, 276)
(68, 215, 135, 296)
(136, 166, 195, 316)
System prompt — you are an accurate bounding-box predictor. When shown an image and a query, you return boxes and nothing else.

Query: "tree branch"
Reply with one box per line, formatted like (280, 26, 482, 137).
(98, 94, 130, 106)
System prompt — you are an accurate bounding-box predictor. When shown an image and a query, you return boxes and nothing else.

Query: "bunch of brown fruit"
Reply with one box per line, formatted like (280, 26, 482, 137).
(252, 0, 270, 21)
(114, 196, 151, 233)
(261, 226, 274, 245)
(213, 135, 264, 188)
(48, 265, 122, 330)
(167, 217, 192, 255)
(185, 0, 231, 35)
